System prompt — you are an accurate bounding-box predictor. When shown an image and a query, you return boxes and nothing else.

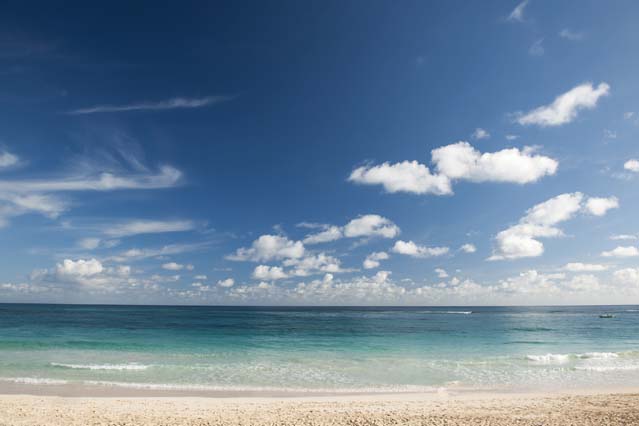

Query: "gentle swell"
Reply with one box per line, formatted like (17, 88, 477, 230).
(50, 363, 149, 371)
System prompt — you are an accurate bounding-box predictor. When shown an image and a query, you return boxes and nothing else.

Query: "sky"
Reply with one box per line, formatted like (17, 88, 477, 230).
(1, 0, 639, 305)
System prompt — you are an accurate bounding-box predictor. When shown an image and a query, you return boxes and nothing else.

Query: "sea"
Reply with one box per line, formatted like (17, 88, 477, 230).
(1, 304, 638, 394)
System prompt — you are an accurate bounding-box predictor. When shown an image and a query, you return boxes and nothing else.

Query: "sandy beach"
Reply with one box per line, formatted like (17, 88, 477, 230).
(1, 389, 639, 425)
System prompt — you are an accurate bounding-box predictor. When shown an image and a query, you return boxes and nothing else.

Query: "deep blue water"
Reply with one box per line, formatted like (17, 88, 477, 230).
(1, 304, 638, 392)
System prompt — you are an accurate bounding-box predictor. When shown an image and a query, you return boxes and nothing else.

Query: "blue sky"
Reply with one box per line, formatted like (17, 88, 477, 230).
(1, 0, 639, 305)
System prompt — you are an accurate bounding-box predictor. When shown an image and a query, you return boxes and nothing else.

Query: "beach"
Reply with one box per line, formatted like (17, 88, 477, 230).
(1, 389, 639, 425)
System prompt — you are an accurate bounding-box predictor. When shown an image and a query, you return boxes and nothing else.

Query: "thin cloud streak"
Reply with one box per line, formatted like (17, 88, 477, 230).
(507, 0, 529, 22)
(66, 96, 234, 115)
(0, 166, 181, 193)
(105, 220, 197, 238)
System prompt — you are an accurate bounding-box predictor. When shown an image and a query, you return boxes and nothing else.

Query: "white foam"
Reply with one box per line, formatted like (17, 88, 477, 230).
(81, 380, 439, 394)
(577, 352, 619, 360)
(0, 376, 439, 394)
(526, 351, 624, 363)
(574, 365, 639, 372)
(0, 377, 69, 385)
(526, 353, 571, 363)
(50, 363, 149, 371)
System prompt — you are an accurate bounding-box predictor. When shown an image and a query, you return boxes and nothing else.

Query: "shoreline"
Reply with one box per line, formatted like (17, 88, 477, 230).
(1, 389, 639, 426)
(1, 380, 639, 399)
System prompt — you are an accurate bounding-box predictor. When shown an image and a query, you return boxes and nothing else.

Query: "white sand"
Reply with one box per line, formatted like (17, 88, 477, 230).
(1, 388, 639, 425)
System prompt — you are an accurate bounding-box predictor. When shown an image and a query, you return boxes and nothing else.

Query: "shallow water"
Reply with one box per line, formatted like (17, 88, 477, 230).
(1, 304, 638, 393)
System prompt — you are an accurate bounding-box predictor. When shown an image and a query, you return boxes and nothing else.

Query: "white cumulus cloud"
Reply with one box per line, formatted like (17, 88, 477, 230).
(217, 278, 235, 287)
(392, 240, 449, 258)
(350, 142, 557, 196)
(491, 192, 620, 260)
(431, 142, 557, 184)
(435, 268, 449, 278)
(363, 251, 389, 269)
(624, 159, 639, 173)
(252, 265, 288, 280)
(303, 215, 400, 244)
(349, 161, 452, 195)
(601, 246, 639, 258)
(584, 197, 619, 216)
(613, 268, 639, 285)
(490, 193, 582, 260)
(460, 243, 477, 253)
(227, 235, 305, 262)
(563, 263, 609, 272)
(516, 82, 610, 127)
(56, 258, 104, 278)
(283, 253, 345, 277)
(161, 262, 193, 271)
(343, 214, 400, 239)
(302, 226, 343, 244)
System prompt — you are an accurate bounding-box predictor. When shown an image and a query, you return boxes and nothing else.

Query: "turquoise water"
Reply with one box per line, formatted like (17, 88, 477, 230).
(1, 304, 639, 393)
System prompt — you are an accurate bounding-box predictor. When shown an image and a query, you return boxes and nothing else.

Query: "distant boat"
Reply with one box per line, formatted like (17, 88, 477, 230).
(599, 314, 615, 318)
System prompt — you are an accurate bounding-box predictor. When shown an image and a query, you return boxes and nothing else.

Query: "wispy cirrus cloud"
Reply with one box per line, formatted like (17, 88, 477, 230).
(0, 165, 181, 227)
(66, 96, 234, 115)
(109, 242, 210, 262)
(0, 165, 181, 193)
(0, 151, 19, 169)
(105, 220, 196, 238)
(559, 29, 584, 41)
(528, 39, 544, 56)
(507, 0, 529, 22)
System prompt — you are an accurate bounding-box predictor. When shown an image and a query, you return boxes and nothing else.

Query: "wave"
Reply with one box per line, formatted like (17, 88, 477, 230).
(577, 352, 619, 359)
(574, 365, 639, 372)
(526, 354, 571, 363)
(511, 327, 553, 332)
(526, 351, 624, 363)
(0, 377, 69, 385)
(419, 310, 473, 315)
(83, 380, 441, 393)
(0, 377, 440, 394)
(50, 362, 150, 371)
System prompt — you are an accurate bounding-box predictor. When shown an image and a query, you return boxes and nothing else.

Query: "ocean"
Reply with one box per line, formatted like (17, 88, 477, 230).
(1, 304, 638, 394)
